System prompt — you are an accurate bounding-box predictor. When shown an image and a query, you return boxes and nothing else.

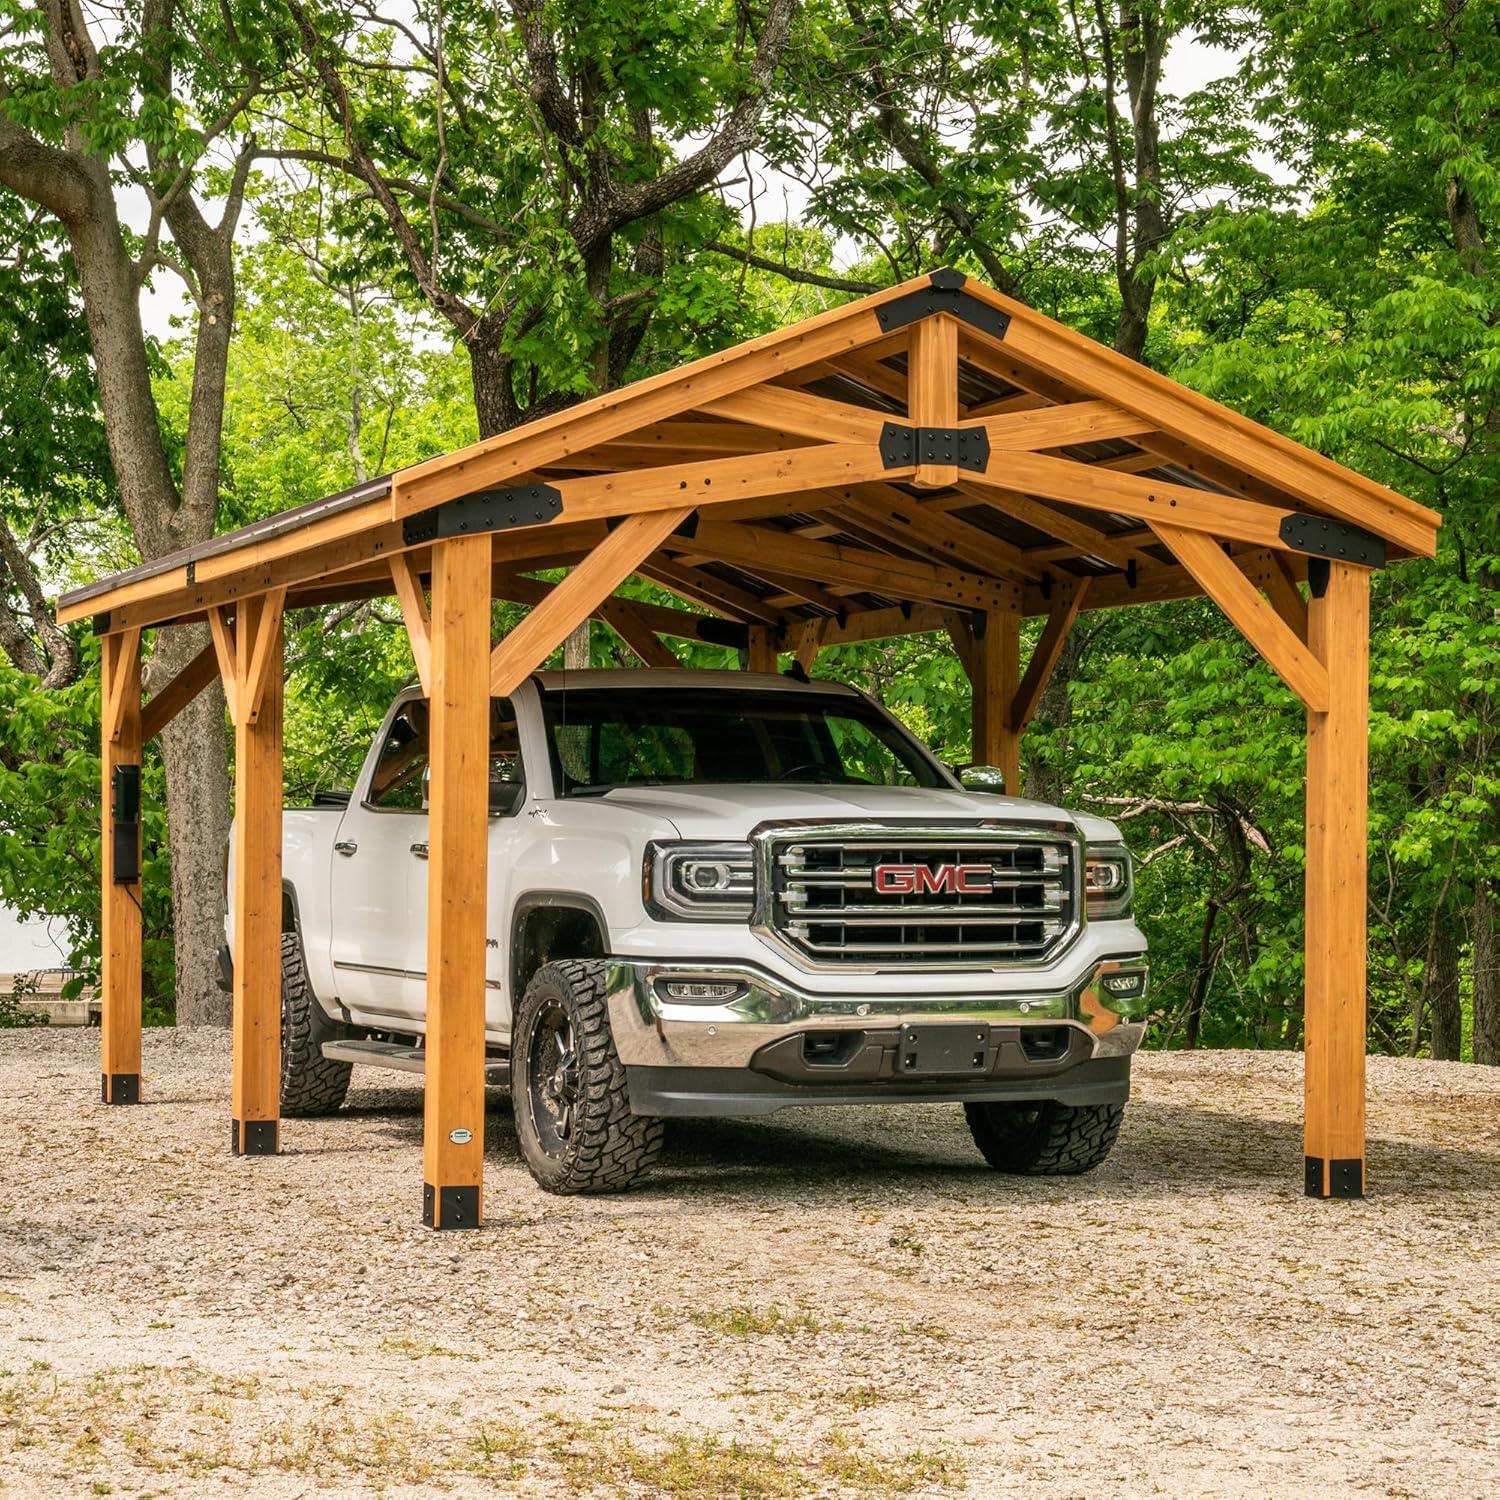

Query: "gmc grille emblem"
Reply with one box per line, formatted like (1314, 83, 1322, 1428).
(872, 863, 994, 896)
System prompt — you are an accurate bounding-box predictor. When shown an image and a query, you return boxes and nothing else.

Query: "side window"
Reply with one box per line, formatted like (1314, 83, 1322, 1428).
(367, 698, 524, 813)
(367, 701, 429, 810)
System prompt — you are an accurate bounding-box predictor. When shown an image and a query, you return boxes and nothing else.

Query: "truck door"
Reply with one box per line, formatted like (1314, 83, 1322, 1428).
(402, 696, 527, 1039)
(328, 697, 432, 1020)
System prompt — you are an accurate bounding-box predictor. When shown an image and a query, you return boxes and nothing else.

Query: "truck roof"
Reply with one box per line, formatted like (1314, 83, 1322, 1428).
(530, 669, 860, 696)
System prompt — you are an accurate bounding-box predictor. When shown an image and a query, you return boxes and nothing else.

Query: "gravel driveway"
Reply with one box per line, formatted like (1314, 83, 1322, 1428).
(1, 1028, 1496, 1498)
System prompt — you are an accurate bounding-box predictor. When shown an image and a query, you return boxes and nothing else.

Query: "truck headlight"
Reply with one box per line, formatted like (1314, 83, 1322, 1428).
(1084, 844, 1134, 920)
(645, 842, 756, 921)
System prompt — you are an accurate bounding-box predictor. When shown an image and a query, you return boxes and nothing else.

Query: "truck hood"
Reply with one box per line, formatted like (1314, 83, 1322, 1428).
(592, 783, 1123, 844)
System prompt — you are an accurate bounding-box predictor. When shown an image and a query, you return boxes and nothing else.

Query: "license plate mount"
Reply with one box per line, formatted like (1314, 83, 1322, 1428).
(897, 1022, 992, 1076)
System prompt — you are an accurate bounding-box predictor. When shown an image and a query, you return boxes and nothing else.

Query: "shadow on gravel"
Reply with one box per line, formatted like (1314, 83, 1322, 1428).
(336, 1082, 1499, 1205)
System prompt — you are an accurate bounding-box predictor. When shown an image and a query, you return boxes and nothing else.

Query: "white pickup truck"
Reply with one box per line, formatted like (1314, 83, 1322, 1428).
(226, 670, 1149, 1193)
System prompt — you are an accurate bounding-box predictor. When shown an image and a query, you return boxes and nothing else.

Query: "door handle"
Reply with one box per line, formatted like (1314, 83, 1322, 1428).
(410, 841, 429, 859)
(334, 839, 358, 856)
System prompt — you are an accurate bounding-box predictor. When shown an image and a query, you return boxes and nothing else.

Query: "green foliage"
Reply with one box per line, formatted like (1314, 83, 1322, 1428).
(0, 643, 175, 1014)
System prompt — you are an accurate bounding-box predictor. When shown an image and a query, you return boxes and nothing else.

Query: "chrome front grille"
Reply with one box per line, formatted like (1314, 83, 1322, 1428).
(766, 830, 1076, 968)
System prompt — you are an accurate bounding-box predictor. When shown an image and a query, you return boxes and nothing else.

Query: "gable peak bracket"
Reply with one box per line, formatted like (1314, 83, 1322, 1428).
(874, 273, 1011, 341)
(1278, 512, 1386, 570)
(402, 482, 563, 547)
(879, 421, 990, 474)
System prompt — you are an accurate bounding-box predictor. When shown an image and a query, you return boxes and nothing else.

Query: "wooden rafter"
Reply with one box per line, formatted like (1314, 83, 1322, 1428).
(684, 519, 1021, 613)
(1151, 522, 1328, 711)
(1011, 580, 1090, 733)
(639, 556, 783, 624)
(909, 314, 959, 488)
(490, 508, 695, 695)
(141, 640, 219, 742)
(390, 553, 434, 695)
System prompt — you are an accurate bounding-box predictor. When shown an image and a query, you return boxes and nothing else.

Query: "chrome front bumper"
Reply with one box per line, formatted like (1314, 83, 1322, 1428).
(605, 955, 1150, 1071)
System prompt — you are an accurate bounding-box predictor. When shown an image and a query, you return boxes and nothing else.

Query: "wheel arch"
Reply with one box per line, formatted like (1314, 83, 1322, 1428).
(510, 892, 612, 1001)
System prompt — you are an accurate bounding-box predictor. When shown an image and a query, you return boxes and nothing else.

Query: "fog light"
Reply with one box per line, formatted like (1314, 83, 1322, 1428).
(1100, 970, 1147, 999)
(659, 979, 746, 1002)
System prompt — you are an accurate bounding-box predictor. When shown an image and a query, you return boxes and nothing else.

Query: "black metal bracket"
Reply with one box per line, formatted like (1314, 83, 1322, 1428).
(694, 617, 750, 651)
(1278, 513, 1385, 570)
(1306, 558, 1330, 598)
(424, 1182, 480, 1230)
(878, 421, 990, 473)
(874, 268, 1012, 341)
(101, 1073, 140, 1106)
(232, 1119, 279, 1156)
(402, 482, 563, 547)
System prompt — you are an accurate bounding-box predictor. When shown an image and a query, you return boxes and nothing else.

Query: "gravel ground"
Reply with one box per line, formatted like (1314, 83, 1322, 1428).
(1, 1028, 1496, 1499)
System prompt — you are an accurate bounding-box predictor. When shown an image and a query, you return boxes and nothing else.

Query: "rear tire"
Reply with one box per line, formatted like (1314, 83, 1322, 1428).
(964, 1099, 1124, 1175)
(280, 930, 352, 1117)
(511, 958, 664, 1194)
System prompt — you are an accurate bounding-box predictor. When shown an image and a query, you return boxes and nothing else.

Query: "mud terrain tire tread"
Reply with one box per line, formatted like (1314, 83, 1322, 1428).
(280, 930, 352, 1117)
(963, 1099, 1124, 1175)
(512, 958, 664, 1195)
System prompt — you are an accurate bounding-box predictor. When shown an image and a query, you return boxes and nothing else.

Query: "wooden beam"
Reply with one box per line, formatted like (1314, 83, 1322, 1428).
(1303, 562, 1370, 1198)
(962, 453, 1300, 552)
(1011, 580, 1090, 733)
(1151, 523, 1329, 712)
(423, 533, 491, 1229)
(950, 480, 1153, 571)
(638, 557, 782, 624)
(818, 602, 960, 647)
(207, 606, 239, 724)
(99, 630, 142, 1107)
(909, 314, 959, 488)
(229, 592, 284, 1157)
(542, 442, 911, 525)
(956, 283, 1440, 556)
(792, 618, 827, 670)
(1020, 546, 1304, 618)
(966, 400, 1156, 452)
(491, 508, 695, 695)
(390, 553, 434, 695)
(141, 640, 219, 743)
(744, 626, 780, 672)
(103, 628, 142, 743)
(1264, 553, 1310, 643)
(685, 519, 1023, 613)
(971, 606, 1022, 791)
(242, 588, 286, 726)
(835, 485, 1041, 580)
(392, 301, 906, 516)
(490, 569, 745, 645)
(698, 386, 889, 445)
(599, 597, 680, 669)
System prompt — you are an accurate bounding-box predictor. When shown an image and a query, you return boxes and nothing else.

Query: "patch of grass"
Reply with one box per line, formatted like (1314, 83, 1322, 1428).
(376, 1335, 475, 1361)
(689, 1305, 825, 1338)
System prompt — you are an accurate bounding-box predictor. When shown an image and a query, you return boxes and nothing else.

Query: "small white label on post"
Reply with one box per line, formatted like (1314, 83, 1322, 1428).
(449, 1128, 473, 1145)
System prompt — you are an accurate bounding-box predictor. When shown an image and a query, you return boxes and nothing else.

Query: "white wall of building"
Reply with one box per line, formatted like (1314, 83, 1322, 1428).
(0, 906, 74, 974)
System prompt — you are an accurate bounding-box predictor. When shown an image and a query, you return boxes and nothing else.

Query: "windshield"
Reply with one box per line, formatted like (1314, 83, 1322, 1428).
(541, 687, 947, 796)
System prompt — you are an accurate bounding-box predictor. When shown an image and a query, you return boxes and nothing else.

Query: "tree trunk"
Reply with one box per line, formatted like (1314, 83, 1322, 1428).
(147, 624, 232, 1025)
(1475, 878, 1500, 1065)
(563, 621, 591, 670)
(468, 339, 515, 440)
(1426, 907, 1463, 1061)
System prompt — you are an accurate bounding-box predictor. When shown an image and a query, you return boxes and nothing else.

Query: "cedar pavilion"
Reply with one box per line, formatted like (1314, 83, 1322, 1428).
(57, 270, 1441, 1225)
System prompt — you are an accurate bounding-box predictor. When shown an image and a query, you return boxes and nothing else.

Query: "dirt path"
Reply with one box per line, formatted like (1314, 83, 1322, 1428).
(1, 1029, 1496, 1498)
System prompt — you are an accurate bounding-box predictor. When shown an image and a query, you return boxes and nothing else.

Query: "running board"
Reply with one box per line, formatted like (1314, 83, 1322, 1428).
(321, 1039, 510, 1085)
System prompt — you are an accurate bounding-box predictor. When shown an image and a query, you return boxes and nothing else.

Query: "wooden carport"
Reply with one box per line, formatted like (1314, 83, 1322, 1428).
(58, 269, 1440, 1224)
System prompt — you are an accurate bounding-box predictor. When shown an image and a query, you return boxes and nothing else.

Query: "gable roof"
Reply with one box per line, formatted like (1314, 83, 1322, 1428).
(58, 268, 1439, 639)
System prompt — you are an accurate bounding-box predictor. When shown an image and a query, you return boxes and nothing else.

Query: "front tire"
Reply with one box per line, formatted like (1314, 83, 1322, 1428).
(511, 959, 664, 1194)
(964, 1099, 1124, 1176)
(280, 930, 352, 1117)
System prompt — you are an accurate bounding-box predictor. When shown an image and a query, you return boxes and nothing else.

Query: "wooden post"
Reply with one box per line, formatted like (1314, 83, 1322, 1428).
(971, 606, 1021, 793)
(100, 629, 143, 1105)
(745, 626, 779, 673)
(1303, 561, 1370, 1198)
(229, 594, 285, 1155)
(423, 534, 491, 1229)
(908, 315, 958, 489)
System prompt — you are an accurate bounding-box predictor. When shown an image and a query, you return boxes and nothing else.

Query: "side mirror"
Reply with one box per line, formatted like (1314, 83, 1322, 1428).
(959, 765, 1007, 795)
(489, 779, 525, 816)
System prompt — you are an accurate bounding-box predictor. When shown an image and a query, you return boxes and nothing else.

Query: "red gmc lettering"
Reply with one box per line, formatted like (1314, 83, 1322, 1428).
(873, 864, 993, 896)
